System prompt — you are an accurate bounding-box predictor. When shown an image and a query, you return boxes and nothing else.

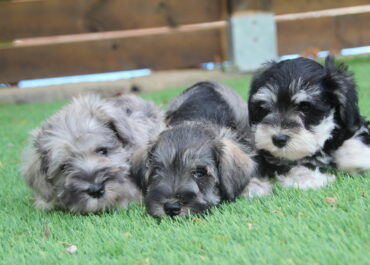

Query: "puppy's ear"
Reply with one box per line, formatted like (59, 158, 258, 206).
(214, 137, 256, 201)
(73, 94, 134, 147)
(101, 107, 135, 147)
(22, 129, 54, 209)
(250, 60, 277, 95)
(107, 120, 132, 146)
(98, 95, 164, 147)
(129, 141, 156, 193)
(324, 56, 362, 132)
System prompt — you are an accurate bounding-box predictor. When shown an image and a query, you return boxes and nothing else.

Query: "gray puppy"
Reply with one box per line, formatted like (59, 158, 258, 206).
(131, 82, 271, 217)
(22, 94, 164, 213)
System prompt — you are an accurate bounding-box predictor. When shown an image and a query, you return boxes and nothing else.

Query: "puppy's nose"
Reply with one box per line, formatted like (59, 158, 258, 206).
(272, 134, 290, 148)
(87, 183, 105, 198)
(164, 202, 181, 216)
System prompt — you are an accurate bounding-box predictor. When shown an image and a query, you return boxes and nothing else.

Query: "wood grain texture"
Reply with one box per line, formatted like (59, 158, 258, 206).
(0, 28, 224, 83)
(277, 12, 370, 55)
(227, 0, 272, 13)
(0, 0, 224, 41)
(227, 0, 369, 14)
(272, 0, 370, 14)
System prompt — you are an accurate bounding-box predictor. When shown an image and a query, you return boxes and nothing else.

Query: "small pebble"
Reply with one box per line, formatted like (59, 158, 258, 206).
(66, 245, 77, 254)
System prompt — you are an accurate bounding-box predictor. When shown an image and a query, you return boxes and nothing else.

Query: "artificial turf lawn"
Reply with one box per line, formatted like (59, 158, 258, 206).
(0, 56, 369, 265)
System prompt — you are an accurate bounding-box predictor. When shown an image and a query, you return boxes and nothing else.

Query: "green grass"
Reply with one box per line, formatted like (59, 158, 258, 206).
(1, 56, 369, 265)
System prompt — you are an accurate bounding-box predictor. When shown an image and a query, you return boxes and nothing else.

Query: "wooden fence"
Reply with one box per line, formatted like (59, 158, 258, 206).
(0, 0, 369, 83)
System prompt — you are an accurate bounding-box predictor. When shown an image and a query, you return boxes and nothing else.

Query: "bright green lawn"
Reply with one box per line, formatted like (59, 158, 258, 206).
(0, 56, 369, 265)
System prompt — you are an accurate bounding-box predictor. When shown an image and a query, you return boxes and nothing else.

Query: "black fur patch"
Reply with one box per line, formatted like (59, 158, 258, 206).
(166, 82, 237, 129)
(249, 56, 370, 177)
(107, 121, 128, 147)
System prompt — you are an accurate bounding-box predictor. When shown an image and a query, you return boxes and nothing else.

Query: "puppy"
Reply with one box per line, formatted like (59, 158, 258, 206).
(22, 94, 165, 213)
(248, 56, 370, 190)
(131, 82, 272, 217)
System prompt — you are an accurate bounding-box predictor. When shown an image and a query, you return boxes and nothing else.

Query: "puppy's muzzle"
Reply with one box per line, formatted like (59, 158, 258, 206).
(87, 183, 105, 198)
(272, 134, 290, 148)
(164, 202, 181, 216)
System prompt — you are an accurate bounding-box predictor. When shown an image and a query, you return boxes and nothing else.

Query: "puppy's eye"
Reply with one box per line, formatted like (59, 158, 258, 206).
(298, 102, 312, 113)
(192, 168, 208, 179)
(60, 164, 67, 172)
(96, 147, 108, 156)
(255, 102, 271, 114)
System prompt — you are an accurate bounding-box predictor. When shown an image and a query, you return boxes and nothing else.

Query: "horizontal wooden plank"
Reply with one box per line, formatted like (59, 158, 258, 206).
(0, 0, 223, 41)
(12, 21, 227, 47)
(272, 0, 370, 14)
(0, 28, 224, 83)
(276, 5, 370, 21)
(227, 0, 370, 15)
(277, 12, 370, 55)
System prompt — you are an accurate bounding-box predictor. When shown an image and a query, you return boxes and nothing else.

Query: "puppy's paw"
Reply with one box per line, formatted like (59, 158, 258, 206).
(333, 138, 370, 175)
(242, 178, 273, 198)
(33, 197, 54, 210)
(277, 166, 336, 190)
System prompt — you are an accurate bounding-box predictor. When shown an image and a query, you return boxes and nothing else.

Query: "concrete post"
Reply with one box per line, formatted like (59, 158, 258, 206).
(227, 0, 277, 71)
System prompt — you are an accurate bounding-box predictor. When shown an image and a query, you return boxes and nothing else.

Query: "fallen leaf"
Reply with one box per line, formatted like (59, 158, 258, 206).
(300, 47, 320, 58)
(192, 218, 205, 224)
(14, 119, 28, 125)
(272, 210, 282, 214)
(361, 192, 368, 198)
(214, 234, 229, 242)
(279, 239, 287, 244)
(43, 223, 49, 240)
(325, 197, 337, 204)
(124, 232, 132, 237)
(247, 223, 253, 230)
(66, 245, 77, 254)
(136, 258, 150, 265)
(57, 241, 71, 246)
(298, 212, 309, 216)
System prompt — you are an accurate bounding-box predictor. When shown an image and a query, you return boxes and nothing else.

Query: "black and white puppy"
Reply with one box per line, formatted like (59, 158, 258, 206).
(248, 56, 370, 190)
(131, 82, 271, 217)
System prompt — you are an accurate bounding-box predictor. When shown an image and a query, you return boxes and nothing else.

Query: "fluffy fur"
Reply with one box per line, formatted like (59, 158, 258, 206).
(22, 94, 165, 213)
(131, 82, 271, 217)
(248, 56, 370, 189)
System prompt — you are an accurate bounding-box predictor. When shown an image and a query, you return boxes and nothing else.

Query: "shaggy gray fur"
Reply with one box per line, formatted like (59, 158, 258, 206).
(22, 94, 165, 213)
(131, 82, 271, 217)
